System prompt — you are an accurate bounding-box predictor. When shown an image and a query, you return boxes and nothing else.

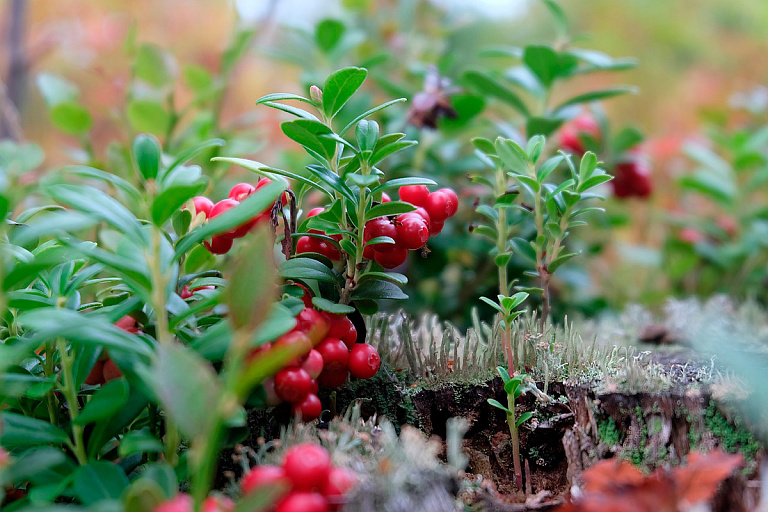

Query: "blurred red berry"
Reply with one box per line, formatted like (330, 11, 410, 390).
(241, 465, 286, 495)
(282, 444, 331, 491)
(276, 492, 328, 512)
(302, 349, 325, 379)
(292, 393, 323, 421)
(274, 367, 313, 403)
(229, 183, 256, 201)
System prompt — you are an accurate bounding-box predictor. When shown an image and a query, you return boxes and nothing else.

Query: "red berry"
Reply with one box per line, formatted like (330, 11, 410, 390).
(396, 215, 429, 250)
(302, 349, 325, 379)
(84, 360, 105, 386)
(292, 393, 322, 421)
(363, 244, 376, 260)
(241, 465, 286, 495)
(255, 177, 290, 208)
(317, 368, 348, 388)
(399, 185, 430, 206)
(230, 212, 267, 239)
(202, 495, 234, 512)
(680, 227, 704, 244)
(154, 493, 193, 512)
(559, 114, 600, 155)
(348, 344, 380, 380)
(209, 198, 240, 223)
(292, 308, 330, 345)
(103, 358, 122, 382)
(295, 284, 314, 308)
(380, 192, 391, 203)
(612, 160, 652, 199)
(341, 325, 357, 350)
(315, 240, 341, 261)
(410, 207, 431, 225)
(273, 331, 312, 365)
(306, 207, 324, 218)
(189, 196, 214, 218)
(276, 492, 328, 512)
(315, 338, 349, 372)
(424, 190, 457, 222)
(281, 444, 331, 491)
(274, 367, 313, 403)
(428, 220, 444, 236)
(327, 315, 354, 340)
(309, 378, 319, 395)
(437, 188, 458, 211)
(373, 246, 408, 269)
(204, 234, 233, 255)
(261, 377, 282, 406)
(229, 183, 256, 201)
(297, 236, 318, 254)
(323, 467, 358, 511)
(364, 218, 398, 253)
(115, 316, 139, 333)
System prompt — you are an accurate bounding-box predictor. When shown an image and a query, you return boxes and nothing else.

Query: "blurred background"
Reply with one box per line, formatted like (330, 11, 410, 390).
(2, 0, 768, 326)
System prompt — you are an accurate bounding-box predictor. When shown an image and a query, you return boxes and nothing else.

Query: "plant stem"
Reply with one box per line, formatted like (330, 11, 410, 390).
(44, 342, 58, 424)
(506, 392, 523, 490)
(56, 338, 87, 465)
(340, 161, 370, 305)
(495, 164, 514, 369)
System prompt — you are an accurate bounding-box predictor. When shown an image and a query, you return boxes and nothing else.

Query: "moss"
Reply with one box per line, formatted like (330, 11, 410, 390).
(704, 401, 761, 462)
(597, 417, 621, 446)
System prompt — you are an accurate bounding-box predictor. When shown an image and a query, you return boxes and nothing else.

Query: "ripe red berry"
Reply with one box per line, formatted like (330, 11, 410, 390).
(559, 114, 600, 155)
(154, 493, 193, 512)
(317, 368, 348, 388)
(102, 358, 122, 382)
(229, 183, 256, 201)
(396, 214, 429, 250)
(190, 196, 214, 218)
(364, 217, 398, 253)
(327, 315, 354, 340)
(297, 236, 318, 254)
(261, 377, 282, 406)
(341, 325, 357, 350)
(292, 308, 330, 345)
(309, 378, 319, 395)
(315, 338, 349, 372)
(202, 495, 234, 512)
(255, 177, 290, 208)
(241, 465, 286, 495)
(292, 393, 322, 421)
(323, 467, 358, 511)
(410, 207, 431, 225)
(380, 192, 391, 203)
(315, 240, 341, 261)
(362, 244, 376, 260)
(374, 246, 408, 269)
(115, 316, 139, 333)
(84, 360, 105, 386)
(399, 185, 430, 206)
(281, 444, 331, 491)
(428, 220, 444, 236)
(274, 367, 313, 403)
(180, 285, 215, 300)
(612, 160, 652, 199)
(273, 331, 313, 365)
(204, 235, 233, 255)
(424, 190, 458, 222)
(275, 492, 328, 512)
(347, 344, 380, 380)
(302, 349, 325, 379)
(306, 207, 324, 218)
(209, 198, 240, 222)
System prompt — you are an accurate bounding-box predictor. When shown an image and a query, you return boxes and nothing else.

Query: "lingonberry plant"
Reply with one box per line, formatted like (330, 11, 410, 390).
(214, 66, 457, 314)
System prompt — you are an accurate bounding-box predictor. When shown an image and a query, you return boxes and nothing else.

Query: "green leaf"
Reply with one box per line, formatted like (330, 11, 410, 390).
(212, 157, 333, 199)
(356, 119, 379, 152)
(62, 165, 142, 205)
(174, 180, 285, 258)
(0, 412, 70, 447)
(227, 229, 276, 331)
(118, 430, 164, 458)
(612, 127, 644, 154)
(523, 45, 560, 87)
(282, 119, 338, 163)
(371, 177, 436, 194)
(322, 67, 368, 118)
(495, 137, 529, 172)
(487, 399, 511, 414)
(497, 366, 511, 383)
(480, 296, 503, 314)
(351, 280, 408, 301)
(147, 343, 221, 439)
(516, 411, 534, 427)
(74, 379, 130, 425)
(316, 19, 345, 52)
(166, 138, 225, 174)
(548, 252, 578, 273)
(578, 152, 598, 181)
(494, 253, 512, 268)
(261, 101, 320, 122)
(255, 93, 314, 105)
(87, 386, 148, 458)
(50, 102, 92, 135)
(127, 100, 170, 134)
(462, 70, 529, 115)
(134, 44, 176, 87)
(306, 164, 356, 203)
(280, 257, 338, 283)
(357, 271, 407, 286)
(509, 237, 537, 264)
(527, 116, 564, 138)
(365, 201, 415, 221)
(554, 86, 637, 112)
(152, 177, 208, 226)
(311, 297, 355, 314)
(347, 173, 381, 188)
(577, 173, 613, 193)
(339, 98, 407, 136)
(72, 462, 129, 505)
(472, 137, 497, 155)
(37, 73, 78, 106)
(133, 134, 161, 181)
(542, 0, 568, 35)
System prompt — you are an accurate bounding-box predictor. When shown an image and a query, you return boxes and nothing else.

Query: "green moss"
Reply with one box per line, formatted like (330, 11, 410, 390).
(598, 417, 621, 446)
(704, 401, 761, 462)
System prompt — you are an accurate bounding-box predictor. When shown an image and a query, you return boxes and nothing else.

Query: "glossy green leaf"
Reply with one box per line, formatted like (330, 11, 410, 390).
(74, 379, 130, 425)
(0, 412, 70, 447)
(280, 257, 338, 283)
(487, 398, 510, 414)
(554, 86, 637, 112)
(132, 134, 161, 181)
(339, 98, 407, 136)
(322, 67, 368, 118)
(73, 462, 129, 505)
(462, 70, 529, 115)
(364, 201, 415, 221)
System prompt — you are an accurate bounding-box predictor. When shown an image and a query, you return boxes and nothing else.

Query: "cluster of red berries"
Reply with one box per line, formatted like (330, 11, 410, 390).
(189, 178, 288, 255)
(295, 207, 342, 261)
(256, 300, 381, 422)
(84, 315, 137, 385)
(241, 443, 357, 512)
(559, 114, 652, 199)
(363, 185, 458, 269)
(154, 494, 233, 512)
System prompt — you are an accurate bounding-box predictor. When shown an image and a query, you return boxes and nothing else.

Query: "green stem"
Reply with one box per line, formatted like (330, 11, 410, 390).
(56, 338, 87, 465)
(495, 163, 514, 369)
(507, 393, 523, 490)
(44, 342, 58, 424)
